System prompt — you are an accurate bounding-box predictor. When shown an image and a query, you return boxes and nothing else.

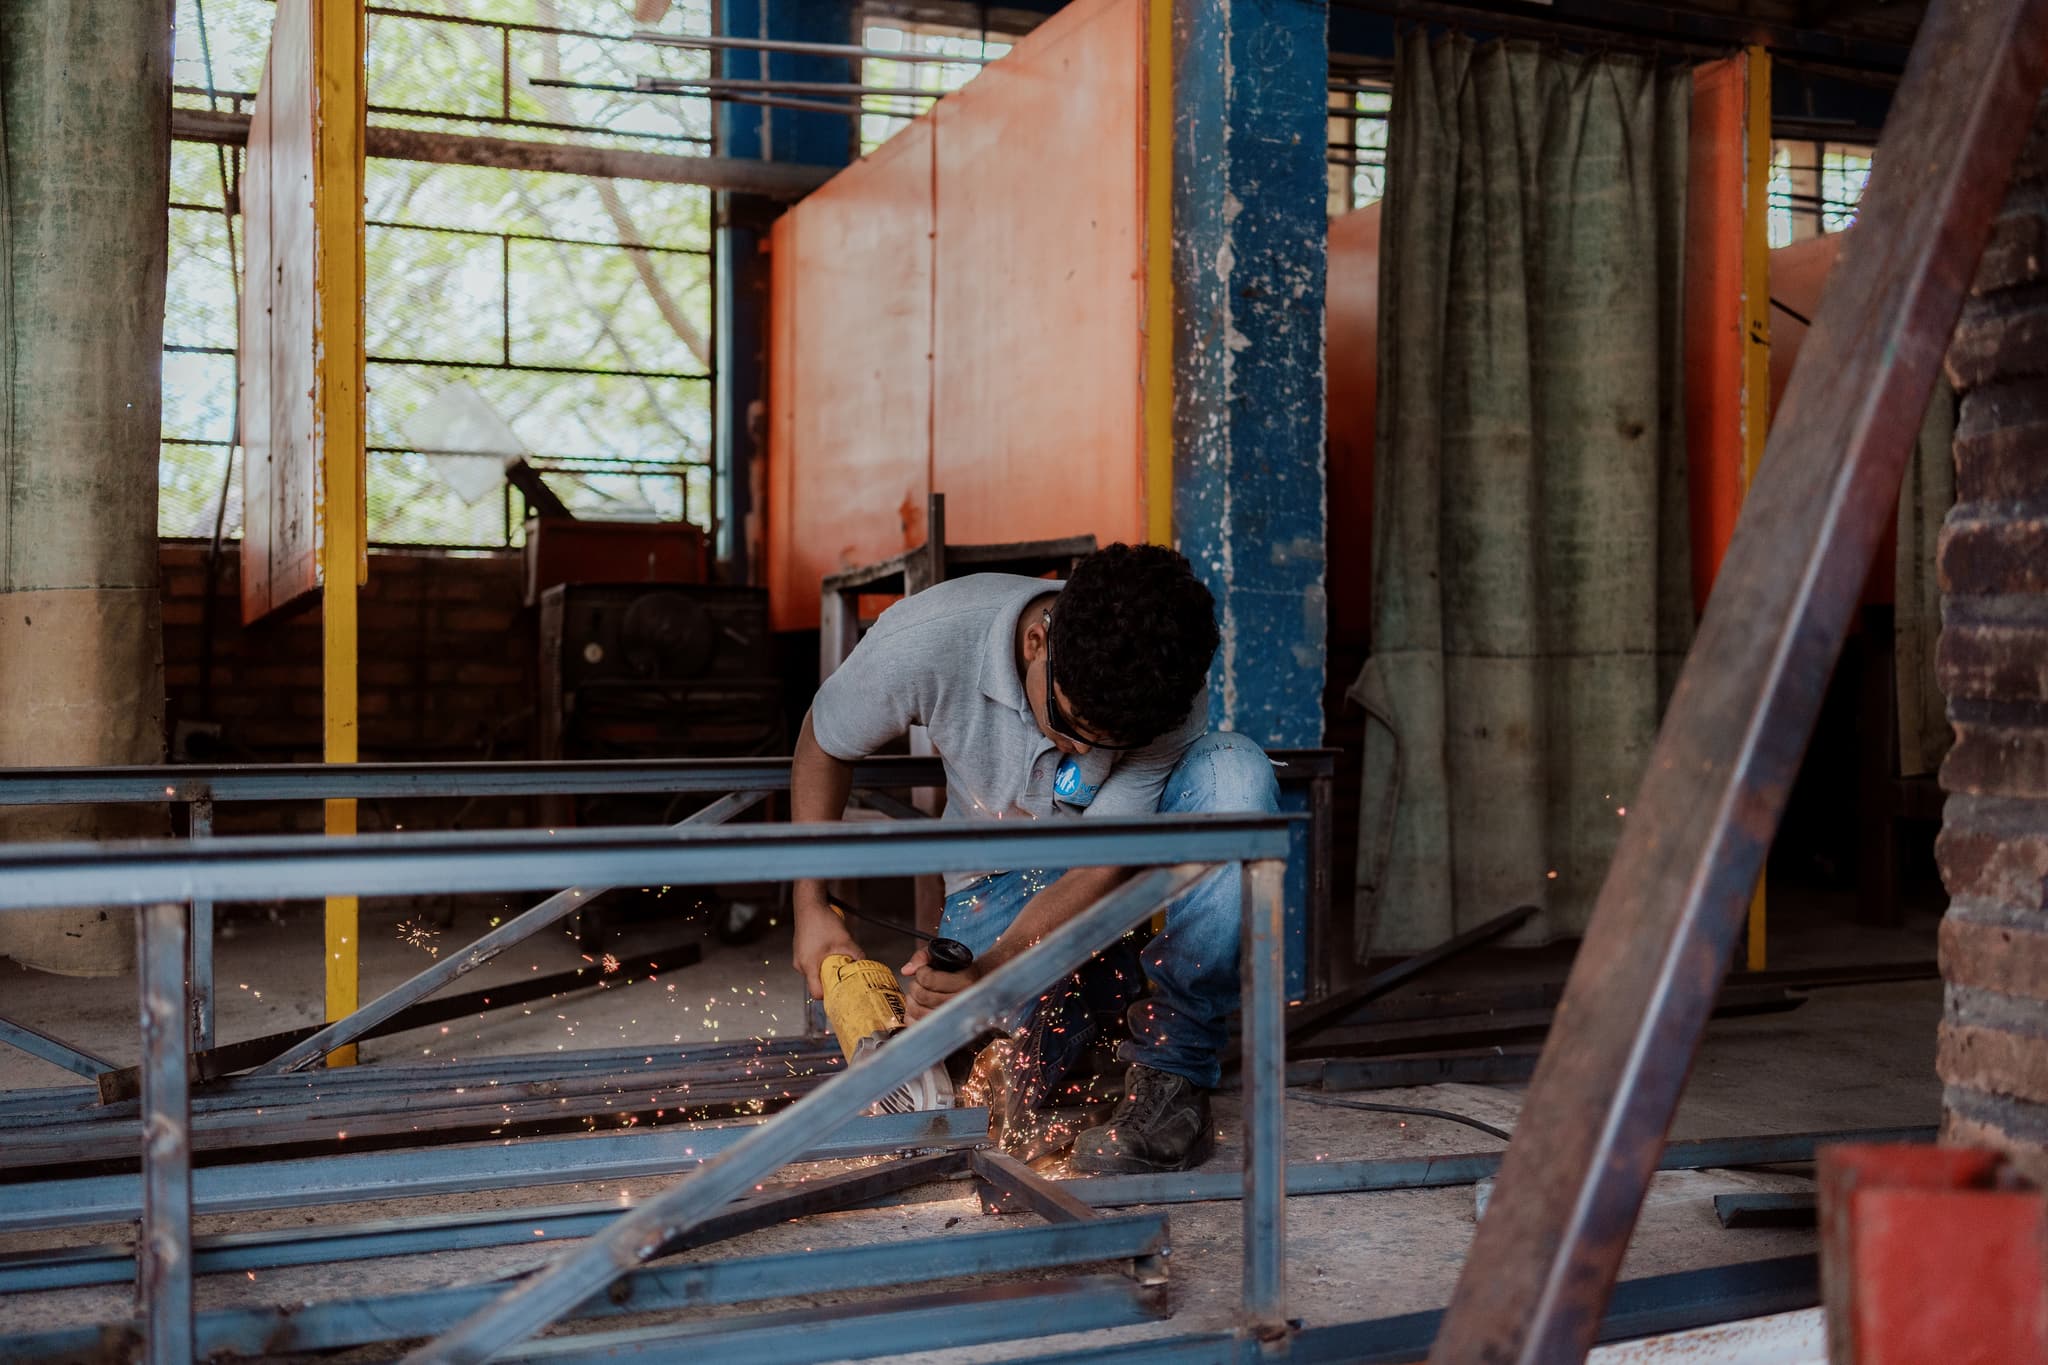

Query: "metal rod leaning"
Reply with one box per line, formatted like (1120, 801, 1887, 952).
(254, 790, 764, 1075)
(138, 901, 193, 1365)
(0, 1015, 115, 1080)
(1429, 2, 2048, 1359)
(403, 862, 1221, 1364)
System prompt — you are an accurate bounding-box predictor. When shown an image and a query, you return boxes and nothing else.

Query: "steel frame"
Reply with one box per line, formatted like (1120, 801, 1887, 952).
(0, 788, 1293, 1361)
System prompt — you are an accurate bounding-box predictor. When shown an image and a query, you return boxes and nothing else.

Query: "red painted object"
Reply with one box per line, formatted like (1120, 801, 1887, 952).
(1820, 1144, 2048, 1364)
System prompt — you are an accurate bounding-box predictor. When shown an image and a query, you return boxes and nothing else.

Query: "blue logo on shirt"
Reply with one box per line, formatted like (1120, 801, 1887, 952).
(1054, 758, 1099, 807)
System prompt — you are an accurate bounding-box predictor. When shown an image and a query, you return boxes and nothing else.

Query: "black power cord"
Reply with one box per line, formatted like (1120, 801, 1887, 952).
(1290, 1089, 1514, 1143)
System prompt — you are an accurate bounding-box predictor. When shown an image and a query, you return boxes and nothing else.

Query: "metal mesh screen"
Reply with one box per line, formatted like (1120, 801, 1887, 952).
(162, 0, 719, 548)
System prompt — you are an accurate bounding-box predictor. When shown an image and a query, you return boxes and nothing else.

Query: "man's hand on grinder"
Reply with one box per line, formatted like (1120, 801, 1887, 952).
(900, 946, 985, 1022)
(791, 886, 864, 999)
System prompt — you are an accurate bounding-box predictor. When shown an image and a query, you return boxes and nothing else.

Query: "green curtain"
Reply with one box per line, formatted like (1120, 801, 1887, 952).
(1349, 31, 1694, 953)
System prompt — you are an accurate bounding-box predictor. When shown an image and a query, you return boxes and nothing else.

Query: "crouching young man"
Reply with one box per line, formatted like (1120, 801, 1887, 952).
(788, 543, 1278, 1173)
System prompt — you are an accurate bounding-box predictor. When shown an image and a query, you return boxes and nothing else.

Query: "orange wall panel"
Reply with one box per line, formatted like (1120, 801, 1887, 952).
(1324, 202, 1381, 644)
(1684, 54, 1748, 618)
(929, 0, 1146, 551)
(765, 120, 935, 631)
(766, 0, 1148, 632)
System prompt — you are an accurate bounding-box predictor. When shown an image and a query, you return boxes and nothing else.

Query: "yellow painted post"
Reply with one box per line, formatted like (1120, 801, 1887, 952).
(1741, 45, 1772, 971)
(1142, 0, 1173, 547)
(317, 0, 367, 1063)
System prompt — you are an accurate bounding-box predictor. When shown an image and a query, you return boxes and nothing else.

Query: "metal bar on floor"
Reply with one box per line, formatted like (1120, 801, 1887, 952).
(0, 1150, 972, 1295)
(973, 1149, 1101, 1222)
(1429, 1, 2048, 1352)
(0, 814, 1290, 912)
(137, 901, 193, 1365)
(254, 791, 765, 1075)
(0, 1014, 115, 1079)
(403, 863, 1219, 1364)
(499, 1276, 1161, 1365)
(90, 940, 709, 1104)
(1278, 903, 1537, 1049)
(0, 1221, 1166, 1362)
(1240, 858, 1288, 1336)
(1061, 1126, 1937, 1209)
(994, 1255, 1820, 1365)
(0, 1107, 989, 1234)
(188, 796, 214, 1051)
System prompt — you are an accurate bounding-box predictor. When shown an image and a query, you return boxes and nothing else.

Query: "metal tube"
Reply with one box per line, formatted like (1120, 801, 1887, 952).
(634, 75, 943, 98)
(0, 1151, 973, 1294)
(0, 1014, 115, 1079)
(0, 751, 1327, 805)
(492, 1276, 1159, 1364)
(1429, 3, 2048, 1359)
(137, 901, 193, 1365)
(0, 814, 1292, 912)
(1239, 859, 1287, 1335)
(632, 28, 994, 65)
(405, 863, 1215, 1364)
(0, 1224, 1165, 1360)
(1062, 1126, 1937, 1209)
(188, 797, 214, 1050)
(0, 1107, 988, 1234)
(256, 791, 764, 1075)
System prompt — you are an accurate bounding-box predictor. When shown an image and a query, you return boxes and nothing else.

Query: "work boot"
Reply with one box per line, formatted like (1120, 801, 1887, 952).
(1067, 1063, 1214, 1174)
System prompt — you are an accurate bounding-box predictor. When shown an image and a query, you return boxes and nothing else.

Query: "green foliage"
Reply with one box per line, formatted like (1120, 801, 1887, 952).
(162, 0, 717, 546)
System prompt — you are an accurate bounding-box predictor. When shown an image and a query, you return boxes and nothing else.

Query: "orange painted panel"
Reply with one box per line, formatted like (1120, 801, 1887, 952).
(930, 0, 1146, 550)
(1324, 202, 1381, 644)
(1684, 54, 1747, 618)
(240, 0, 322, 622)
(764, 119, 935, 632)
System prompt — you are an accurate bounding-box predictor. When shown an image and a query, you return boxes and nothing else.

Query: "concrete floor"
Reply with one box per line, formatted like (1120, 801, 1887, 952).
(0, 890, 1943, 1359)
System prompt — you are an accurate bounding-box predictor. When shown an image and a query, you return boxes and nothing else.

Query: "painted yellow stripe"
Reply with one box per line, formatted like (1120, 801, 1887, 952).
(1142, 0, 1173, 547)
(1742, 44, 1772, 972)
(316, 0, 367, 1062)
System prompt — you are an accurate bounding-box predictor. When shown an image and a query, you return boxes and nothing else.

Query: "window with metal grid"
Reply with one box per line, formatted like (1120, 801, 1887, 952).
(163, 0, 719, 550)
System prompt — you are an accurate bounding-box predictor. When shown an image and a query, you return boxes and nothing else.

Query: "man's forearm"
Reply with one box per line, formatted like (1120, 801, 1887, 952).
(980, 864, 1136, 971)
(791, 712, 854, 916)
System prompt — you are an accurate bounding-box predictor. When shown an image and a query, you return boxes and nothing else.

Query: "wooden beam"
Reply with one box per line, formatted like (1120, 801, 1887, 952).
(170, 108, 835, 198)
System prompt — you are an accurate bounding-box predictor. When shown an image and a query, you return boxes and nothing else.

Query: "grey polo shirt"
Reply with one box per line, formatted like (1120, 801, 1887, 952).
(809, 574, 1207, 892)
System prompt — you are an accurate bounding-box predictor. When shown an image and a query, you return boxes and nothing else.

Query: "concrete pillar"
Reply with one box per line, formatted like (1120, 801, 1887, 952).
(0, 1, 173, 974)
(1935, 95, 2048, 1177)
(713, 0, 854, 581)
(1172, 0, 1329, 748)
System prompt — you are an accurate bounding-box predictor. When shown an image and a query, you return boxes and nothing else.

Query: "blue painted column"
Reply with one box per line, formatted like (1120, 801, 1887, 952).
(713, 0, 855, 579)
(1172, 0, 1329, 749)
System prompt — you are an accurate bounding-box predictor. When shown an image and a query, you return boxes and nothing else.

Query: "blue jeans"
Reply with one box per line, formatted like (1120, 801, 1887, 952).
(938, 731, 1281, 1091)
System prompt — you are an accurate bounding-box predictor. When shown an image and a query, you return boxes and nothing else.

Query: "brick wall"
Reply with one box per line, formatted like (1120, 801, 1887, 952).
(1935, 97, 2048, 1180)
(161, 542, 537, 835)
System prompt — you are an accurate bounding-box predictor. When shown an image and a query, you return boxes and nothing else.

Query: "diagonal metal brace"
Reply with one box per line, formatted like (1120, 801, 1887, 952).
(1429, 0, 2048, 1359)
(255, 790, 764, 1075)
(403, 862, 1219, 1364)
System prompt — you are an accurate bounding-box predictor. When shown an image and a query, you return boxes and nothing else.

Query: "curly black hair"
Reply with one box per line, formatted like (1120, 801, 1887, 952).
(1051, 543, 1219, 747)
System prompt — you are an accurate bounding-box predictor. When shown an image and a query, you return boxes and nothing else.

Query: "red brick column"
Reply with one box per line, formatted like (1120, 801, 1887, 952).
(1936, 97, 2048, 1178)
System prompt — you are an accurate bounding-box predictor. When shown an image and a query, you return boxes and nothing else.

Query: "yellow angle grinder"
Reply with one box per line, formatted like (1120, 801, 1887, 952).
(821, 896, 974, 1114)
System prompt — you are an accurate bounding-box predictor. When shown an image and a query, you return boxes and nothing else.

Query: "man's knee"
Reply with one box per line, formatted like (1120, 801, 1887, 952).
(1164, 731, 1280, 813)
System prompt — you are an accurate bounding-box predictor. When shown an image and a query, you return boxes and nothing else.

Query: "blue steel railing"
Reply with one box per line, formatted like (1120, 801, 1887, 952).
(0, 805, 1296, 1362)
